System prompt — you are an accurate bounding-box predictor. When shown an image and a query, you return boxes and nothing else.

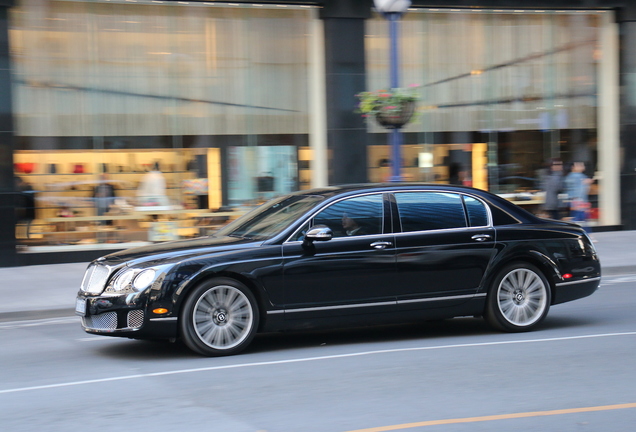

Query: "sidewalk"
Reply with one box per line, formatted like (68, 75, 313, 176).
(0, 230, 635, 321)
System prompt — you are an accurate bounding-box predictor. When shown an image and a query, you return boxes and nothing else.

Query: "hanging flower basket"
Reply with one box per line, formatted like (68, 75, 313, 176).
(375, 100, 416, 129)
(355, 85, 420, 129)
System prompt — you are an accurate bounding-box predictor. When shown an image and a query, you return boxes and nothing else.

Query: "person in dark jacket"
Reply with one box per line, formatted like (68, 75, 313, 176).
(541, 158, 565, 220)
(93, 174, 117, 224)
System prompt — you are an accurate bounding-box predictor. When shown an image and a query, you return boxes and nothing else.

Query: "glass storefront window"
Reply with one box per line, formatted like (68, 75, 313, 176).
(10, 0, 315, 252)
(227, 145, 298, 205)
(366, 8, 601, 222)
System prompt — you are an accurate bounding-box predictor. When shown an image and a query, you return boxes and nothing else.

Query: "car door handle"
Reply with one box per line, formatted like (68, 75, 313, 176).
(370, 241, 393, 249)
(471, 234, 492, 242)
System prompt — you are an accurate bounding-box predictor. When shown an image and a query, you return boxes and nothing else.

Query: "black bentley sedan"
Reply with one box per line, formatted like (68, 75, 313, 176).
(76, 184, 600, 356)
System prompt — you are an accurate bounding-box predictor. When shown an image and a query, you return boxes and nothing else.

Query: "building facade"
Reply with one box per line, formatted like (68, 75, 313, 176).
(0, 0, 633, 266)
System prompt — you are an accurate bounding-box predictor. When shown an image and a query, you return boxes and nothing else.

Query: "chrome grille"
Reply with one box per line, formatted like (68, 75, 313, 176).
(127, 310, 145, 329)
(82, 312, 117, 330)
(81, 264, 110, 294)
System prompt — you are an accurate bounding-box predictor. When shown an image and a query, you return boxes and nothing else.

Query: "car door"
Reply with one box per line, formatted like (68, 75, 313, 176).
(391, 191, 496, 310)
(281, 193, 397, 319)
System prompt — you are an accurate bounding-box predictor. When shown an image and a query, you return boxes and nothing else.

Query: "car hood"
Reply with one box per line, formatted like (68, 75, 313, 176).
(100, 235, 264, 267)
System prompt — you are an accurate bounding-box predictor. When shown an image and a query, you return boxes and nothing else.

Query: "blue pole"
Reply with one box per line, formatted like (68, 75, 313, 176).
(387, 12, 402, 182)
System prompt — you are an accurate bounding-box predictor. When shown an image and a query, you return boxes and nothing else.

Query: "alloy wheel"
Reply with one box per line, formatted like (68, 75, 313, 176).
(497, 268, 548, 327)
(192, 285, 254, 350)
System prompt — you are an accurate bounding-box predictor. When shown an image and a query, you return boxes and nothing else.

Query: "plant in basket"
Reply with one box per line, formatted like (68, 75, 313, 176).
(355, 84, 420, 128)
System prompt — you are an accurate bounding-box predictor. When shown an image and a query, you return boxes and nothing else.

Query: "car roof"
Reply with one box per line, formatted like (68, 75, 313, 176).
(293, 183, 491, 198)
(289, 183, 540, 224)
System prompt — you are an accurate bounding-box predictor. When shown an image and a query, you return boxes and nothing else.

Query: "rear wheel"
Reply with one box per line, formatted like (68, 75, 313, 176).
(485, 263, 551, 332)
(180, 278, 259, 356)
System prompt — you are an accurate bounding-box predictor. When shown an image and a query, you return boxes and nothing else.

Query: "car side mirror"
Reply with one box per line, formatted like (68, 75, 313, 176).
(304, 225, 333, 242)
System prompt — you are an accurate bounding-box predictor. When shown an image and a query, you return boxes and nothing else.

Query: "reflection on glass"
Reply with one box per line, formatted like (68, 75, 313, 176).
(366, 9, 600, 218)
(9, 1, 314, 249)
(216, 195, 324, 240)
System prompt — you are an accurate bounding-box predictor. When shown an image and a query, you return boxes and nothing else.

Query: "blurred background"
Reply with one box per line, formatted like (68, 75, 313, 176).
(1, 0, 629, 265)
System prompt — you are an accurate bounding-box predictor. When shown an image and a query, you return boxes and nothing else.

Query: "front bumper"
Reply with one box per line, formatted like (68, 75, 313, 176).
(76, 294, 177, 339)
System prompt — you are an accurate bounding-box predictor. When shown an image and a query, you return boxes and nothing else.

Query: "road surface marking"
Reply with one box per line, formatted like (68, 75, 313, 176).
(345, 402, 636, 431)
(601, 275, 636, 285)
(77, 337, 115, 342)
(0, 331, 634, 395)
(0, 317, 77, 329)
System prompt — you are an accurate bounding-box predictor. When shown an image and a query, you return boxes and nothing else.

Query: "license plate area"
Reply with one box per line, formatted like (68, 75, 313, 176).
(75, 298, 87, 316)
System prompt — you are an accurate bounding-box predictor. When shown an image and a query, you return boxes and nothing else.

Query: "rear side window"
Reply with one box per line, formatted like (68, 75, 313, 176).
(395, 192, 467, 232)
(463, 195, 488, 227)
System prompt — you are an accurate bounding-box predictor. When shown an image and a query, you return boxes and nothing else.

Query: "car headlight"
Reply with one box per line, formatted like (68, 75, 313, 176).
(113, 269, 135, 292)
(107, 267, 159, 294)
(133, 269, 156, 291)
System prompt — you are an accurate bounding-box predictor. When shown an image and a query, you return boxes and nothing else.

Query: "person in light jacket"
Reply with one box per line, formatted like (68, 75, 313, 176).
(564, 161, 593, 231)
(137, 162, 170, 206)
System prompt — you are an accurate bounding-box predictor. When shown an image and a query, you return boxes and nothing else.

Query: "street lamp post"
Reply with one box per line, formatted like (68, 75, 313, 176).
(374, 0, 410, 182)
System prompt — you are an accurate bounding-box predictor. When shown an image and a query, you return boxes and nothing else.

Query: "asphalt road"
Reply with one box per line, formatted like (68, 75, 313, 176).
(1, 275, 635, 432)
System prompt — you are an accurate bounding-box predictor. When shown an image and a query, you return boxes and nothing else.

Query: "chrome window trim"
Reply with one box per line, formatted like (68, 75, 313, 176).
(555, 277, 601, 287)
(284, 192, 388, 244)
(392, 225, 491, 237)
(283, 189, 495, 244)
(391, 190, 493, 234)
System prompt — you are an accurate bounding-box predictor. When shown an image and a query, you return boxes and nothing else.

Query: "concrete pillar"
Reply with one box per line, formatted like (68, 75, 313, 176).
(598, 11, 621, 227)
(0, 1, 17, 266)
(618, 4, 636, 229)
(308, 13, 328, 188)
(320, 0, 372, 184)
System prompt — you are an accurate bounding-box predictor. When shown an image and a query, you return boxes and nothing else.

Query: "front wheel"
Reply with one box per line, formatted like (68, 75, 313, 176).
(180, 278, 259, 356)
(485, 263, 551, 332)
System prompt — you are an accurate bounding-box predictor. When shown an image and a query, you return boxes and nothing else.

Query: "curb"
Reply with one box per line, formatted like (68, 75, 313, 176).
(600, 266, 636, 277)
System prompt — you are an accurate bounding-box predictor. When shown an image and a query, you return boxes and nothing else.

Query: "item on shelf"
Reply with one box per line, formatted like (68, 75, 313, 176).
(57, 206, 74, 217)
(111, 198, 133, 214)
(378, 158, 390, 167)
(73, 164, 85, 174)
(182, 178, 209, 195)
(14, 162, 36, 174)
(49, 164, 57, 174)
(256, 174, 275, 192)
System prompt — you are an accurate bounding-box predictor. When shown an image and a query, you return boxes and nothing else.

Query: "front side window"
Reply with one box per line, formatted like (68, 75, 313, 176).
(312, 194, 384, 238)
(395, 192, 467, 232)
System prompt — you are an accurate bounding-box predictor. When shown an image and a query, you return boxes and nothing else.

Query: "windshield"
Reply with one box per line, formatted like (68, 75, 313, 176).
(216, 195, 325, 240)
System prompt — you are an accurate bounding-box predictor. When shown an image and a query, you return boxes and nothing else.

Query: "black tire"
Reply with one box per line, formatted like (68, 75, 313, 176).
(485, 262, 551, 332)
(180, 278, 259, 356)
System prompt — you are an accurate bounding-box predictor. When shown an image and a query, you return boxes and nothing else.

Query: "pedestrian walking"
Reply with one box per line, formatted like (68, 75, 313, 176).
(541, 158, 565, 220)
(564, 161, 593, 231)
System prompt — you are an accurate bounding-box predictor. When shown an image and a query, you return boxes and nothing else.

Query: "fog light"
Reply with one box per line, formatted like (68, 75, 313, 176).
(153, 308, 169, 314)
